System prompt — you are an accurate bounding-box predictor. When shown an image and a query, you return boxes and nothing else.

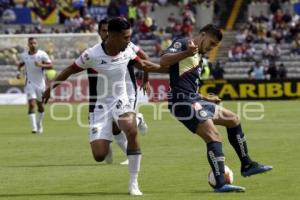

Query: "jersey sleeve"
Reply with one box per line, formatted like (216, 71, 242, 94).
(74, 48, 93, 69)
(129, 42, 140, 53)
(163, 39, 187, 55)
(18, 53, 24, 64)
(41, 51, 52, 63)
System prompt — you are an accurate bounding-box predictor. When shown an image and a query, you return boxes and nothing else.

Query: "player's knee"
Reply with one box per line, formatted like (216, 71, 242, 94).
(93, 153, 106, 162)
(229, 114, 240, 128)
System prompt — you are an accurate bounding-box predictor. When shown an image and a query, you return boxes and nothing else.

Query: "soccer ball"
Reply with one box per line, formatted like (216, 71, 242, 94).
(208, 165, 234, 188)
(46, 69, 57, 80)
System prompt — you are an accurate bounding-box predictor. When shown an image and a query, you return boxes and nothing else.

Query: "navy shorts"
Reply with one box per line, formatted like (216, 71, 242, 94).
(168, 98, 216, 133)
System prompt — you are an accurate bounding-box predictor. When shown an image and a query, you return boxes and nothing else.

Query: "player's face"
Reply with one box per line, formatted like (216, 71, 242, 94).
(28, 39, 38, 52)
(98, 24, 108, 41)
(198, 34, 219, 54)
(118, 29, 132, 51)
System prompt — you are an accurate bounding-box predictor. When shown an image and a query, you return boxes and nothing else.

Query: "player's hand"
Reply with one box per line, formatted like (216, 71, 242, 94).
(42, 88, 51, 104)
(35, 61, 42, 68)
(186, 40, 198, 56)
(205, 95, 222, 104)
(141, 81, 151, 96)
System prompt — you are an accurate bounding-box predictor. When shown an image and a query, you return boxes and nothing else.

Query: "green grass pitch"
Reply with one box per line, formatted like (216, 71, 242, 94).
(0, 101, 300, 200)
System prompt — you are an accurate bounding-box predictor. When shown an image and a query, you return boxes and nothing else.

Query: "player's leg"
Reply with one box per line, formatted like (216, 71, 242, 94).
(25, 84, 37, 133)
(112, 122, 128, 165)
(172, 100, 245, 192)
(117, 112, 142, 195)
(213, 106, 272, 177)
(28, 99, 37, 133)
(89, 111, 113, 163)
(195, 120, 243, 192)
(36, 88, 45, 133)
(129, 97, 148, 135)
(36, 101, 44, 133)
(90, 139, 112, 162)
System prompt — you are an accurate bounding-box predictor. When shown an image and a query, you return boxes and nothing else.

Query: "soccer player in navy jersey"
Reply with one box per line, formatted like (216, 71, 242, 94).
(159, 24, 272, 192)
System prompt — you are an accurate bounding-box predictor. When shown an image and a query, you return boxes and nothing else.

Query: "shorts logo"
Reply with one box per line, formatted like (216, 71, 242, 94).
(91, 127, 98, 134)
(199, 110, 208, 118)
(173, 42, 182, 49)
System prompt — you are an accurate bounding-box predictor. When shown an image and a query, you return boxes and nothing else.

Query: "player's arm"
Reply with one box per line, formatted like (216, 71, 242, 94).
(160, 40, 198, 68)
(16, 62, 25, 79)
(202, 95, 222, 105)
(35, 61, 53, 69)
(43, 63, 84, 104)
(136, 48, 151, 95)
(134, 58, 169, 73)
(35, 52, 54, 69)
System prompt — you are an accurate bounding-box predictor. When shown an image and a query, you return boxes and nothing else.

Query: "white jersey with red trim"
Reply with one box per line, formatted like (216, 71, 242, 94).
(75, 43, 138, 110)
(19, 49, 51, 88)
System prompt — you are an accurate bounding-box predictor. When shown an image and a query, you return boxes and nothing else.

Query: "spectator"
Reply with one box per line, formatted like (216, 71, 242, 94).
(292, 32, 300, 55)
(278, 63, 287, 79)
(107, 1, 120, 17)
(228, 43, 243, 62)
(212, 60, 225, 80)
(262, 42, 281, 60)
(248, 61, 265, 80)
(266, 61, 278, 79)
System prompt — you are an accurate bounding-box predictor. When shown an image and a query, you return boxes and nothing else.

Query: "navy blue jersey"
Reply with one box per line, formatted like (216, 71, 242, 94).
(164, 38, 203, 97)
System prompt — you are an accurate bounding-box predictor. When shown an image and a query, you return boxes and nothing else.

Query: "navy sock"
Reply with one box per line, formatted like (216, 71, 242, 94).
(227, 124, 252, 167)
(127, 149, 142, 155)
(207, 141, 226, 188)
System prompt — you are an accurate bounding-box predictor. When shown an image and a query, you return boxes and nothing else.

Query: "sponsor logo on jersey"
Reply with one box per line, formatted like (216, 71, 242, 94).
(101, 60, 107, 64)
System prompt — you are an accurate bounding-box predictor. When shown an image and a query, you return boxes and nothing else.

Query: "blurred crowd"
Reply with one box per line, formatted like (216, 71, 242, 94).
(227, 0, 299, 79)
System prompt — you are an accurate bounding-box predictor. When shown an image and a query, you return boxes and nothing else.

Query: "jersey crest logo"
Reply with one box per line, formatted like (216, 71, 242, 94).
(101, 60, 107, 64)
(199, 110, 208, 118)
(173, 42, 182, 49)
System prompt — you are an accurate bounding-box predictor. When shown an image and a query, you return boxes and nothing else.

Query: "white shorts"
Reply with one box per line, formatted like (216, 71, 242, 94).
(88, 99, 135, 142)
(25, 83, 45, 102)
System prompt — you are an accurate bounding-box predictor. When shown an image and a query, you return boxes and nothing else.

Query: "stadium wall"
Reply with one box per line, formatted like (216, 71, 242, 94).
(1, 79, 300, 104)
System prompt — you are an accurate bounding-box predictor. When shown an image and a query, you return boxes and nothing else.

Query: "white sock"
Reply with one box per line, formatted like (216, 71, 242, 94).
(136, 114, 141, 127)
(28, 113, 37, 131)
(114, 131, 127, 153)
(37, 112, 44, 128)
(128, 154, 141, 186)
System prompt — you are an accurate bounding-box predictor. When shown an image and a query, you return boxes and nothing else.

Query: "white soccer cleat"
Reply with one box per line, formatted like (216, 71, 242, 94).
(120, 159, 129, 165)
(136, 113, 148, 135)
(105, 145, 113, 164)
(128, 183, 143, 196)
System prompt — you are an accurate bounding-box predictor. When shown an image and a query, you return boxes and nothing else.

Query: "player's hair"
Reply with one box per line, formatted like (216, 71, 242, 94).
(28, 37, 36, 42)
(98, 18, 108, 32)
(108, 17, 131, 32)
(199, 24, 223, 41)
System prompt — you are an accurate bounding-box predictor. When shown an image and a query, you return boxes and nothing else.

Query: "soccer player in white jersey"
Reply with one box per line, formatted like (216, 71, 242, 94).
(17, 37, 53, 134)
(43, 18, 160, 196)
(98, 19, 149, 165)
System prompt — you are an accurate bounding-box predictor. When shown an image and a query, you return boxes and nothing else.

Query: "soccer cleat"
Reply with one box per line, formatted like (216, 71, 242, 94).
(137, 113, 148, 135)
(32, 130, 37, 134)
(241, 162, 273, 177)
(104, 145, 113, 164)
(120, 159, 129, 165)
(128, 183, 143, 196)
(214, 184, 246, 193)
